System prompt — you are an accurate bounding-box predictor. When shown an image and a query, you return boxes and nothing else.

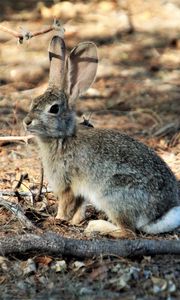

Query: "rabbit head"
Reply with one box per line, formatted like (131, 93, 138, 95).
(24, 35, 98, 138)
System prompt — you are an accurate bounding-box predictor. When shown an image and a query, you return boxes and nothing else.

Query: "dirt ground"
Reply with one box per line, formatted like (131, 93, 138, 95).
(0, 1, 180, 299)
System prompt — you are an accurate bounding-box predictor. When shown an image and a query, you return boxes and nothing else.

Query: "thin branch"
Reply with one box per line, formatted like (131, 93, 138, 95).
(14, 173, 29, 190)
(0, 24, 21, 38)
(36, 165, 44, 201)
(0, 197, 38, 231)
(0, 135, 34, 142)
(126, 0, 135, 34)
(153, 122, 180, 137)
(0, 187, 51, 198)
(0, 19, 64, 43)
(0, 232, 180, 258)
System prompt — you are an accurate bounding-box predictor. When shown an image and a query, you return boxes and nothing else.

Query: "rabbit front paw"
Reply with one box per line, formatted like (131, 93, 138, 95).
(69, 207, 85, 225)
(55, 211, 70, 221)
(56, 188, 77, 221)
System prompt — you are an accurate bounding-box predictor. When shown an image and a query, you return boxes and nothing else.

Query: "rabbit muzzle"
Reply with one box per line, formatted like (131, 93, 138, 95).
(23, 115, 39, 133)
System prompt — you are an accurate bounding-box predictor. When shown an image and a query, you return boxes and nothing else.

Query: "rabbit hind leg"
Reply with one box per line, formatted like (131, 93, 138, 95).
(84, 219, 135, 238)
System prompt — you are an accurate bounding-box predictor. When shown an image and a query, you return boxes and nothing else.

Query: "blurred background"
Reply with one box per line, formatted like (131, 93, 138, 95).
(0, 0, 180, 179)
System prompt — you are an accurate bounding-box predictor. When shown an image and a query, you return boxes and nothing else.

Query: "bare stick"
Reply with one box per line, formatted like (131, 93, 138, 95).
(0, 24, 21, 38)
(0, 197, 37, 231)
(0, 232, 180, 258)
(153, 122, 180, 137)
(0, 19, 64, 44)
(0, 187, 52, 197)
(126, 0, 135, 34)
(0, 135, 34, 142)
(36, 165, 44, 201)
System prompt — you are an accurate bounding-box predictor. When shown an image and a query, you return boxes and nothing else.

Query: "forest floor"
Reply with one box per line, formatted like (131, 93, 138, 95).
(0, 1, 180, 299)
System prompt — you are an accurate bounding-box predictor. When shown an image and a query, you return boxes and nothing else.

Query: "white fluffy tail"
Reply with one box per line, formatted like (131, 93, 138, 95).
(141, 206, 180, 234)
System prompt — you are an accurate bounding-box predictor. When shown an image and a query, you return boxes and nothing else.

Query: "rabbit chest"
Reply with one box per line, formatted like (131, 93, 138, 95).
(38, 139, 72, 195)
(44, 157, 70, 195)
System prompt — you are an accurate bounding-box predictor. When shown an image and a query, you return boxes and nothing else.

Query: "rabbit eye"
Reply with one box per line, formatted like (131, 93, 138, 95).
(49, 104, 59, 114)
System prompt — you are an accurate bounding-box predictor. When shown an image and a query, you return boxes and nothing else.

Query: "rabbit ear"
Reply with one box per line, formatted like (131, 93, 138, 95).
(48, 35, 66, 89)
(67, 42, 98, 104)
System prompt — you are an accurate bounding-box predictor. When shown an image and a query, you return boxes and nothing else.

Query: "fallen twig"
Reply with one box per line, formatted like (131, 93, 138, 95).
(0, 197, 37, 231)
(0, 232, 180, 258)
(14, 173, 29, 190)
(125, 0, 135, 34)
(0, 187, 51, 198)
(36, 165, 44, 201)
(0, 19, 64, 43)
(153, 122, 180, 137)
(0, 135, 34, 143)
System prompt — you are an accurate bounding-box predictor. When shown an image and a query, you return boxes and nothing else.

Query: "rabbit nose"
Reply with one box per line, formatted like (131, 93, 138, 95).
(23, 116, 32, 127)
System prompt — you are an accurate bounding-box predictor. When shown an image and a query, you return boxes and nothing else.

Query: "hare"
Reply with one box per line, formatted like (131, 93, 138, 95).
(24, 35, 180, 238)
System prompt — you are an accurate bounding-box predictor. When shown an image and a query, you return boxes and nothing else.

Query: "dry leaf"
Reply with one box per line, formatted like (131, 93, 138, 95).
(152, 276, 168, 293)
(89, 265, 108, 281)
(21, 258, 36, 276)
(72, 261, 85, 271)
(35, 256, 53, 266)
(51, 260, 67, 272)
